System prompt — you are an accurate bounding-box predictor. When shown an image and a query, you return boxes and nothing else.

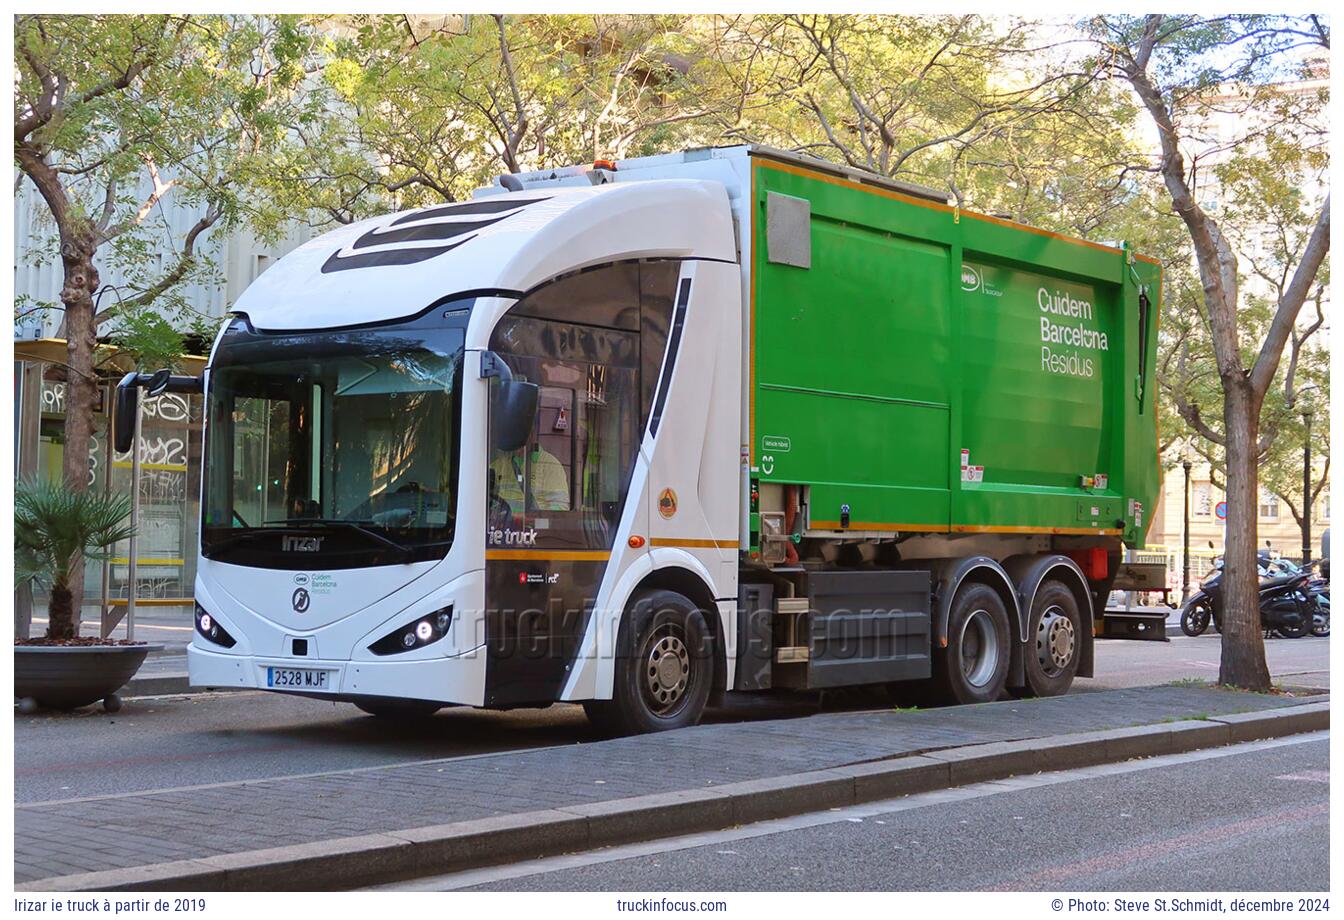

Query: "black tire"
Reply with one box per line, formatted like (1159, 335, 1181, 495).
(1020, 581, 1082, 697)
(583, 589, 713, 736)
(354, 699, 442, 719)
(928, 582, 1011, 705)
(1312, 608, 1330, 637)
(1181, 602, 1211, 637)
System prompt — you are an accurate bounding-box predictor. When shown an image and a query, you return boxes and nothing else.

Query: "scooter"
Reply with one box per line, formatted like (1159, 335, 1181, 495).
(1180, 558, 1317, 639)
(1263, 556, 1330, 637)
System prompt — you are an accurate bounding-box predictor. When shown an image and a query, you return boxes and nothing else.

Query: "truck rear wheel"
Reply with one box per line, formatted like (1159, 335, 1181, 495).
(1021, 581, 1081, 697)
(584, 589, 713, 736)
(930, 583, 1011, 705)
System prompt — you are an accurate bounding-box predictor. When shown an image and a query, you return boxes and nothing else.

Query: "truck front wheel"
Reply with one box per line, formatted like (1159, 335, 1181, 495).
(931, 583, 1011, 705)
(584, 589, 713, 736)
(1021, 581, 1081, 697)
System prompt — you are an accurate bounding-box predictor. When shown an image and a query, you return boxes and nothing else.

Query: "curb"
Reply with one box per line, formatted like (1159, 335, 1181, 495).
(123, 674, 193, 697)
(21, 700, 1329, 892)
(124, 674, 241, 698)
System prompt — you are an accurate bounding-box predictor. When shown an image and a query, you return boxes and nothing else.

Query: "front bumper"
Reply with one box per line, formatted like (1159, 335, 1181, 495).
(187, 644, 486, 705)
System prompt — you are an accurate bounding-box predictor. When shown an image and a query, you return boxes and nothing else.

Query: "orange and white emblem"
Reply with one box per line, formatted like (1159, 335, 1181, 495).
(657, 488, 678, 519)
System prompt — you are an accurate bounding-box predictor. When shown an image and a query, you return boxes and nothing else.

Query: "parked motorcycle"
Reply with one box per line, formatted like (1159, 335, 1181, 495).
(1180, 557, 1318, 639)
(1263, 555, 1330, 637)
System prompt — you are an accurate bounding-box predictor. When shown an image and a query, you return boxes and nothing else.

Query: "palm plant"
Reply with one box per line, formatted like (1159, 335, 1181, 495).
(15, 479, 136, 640)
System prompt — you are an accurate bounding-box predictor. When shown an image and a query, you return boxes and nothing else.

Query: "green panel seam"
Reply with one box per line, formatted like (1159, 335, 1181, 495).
(758, 383, 949, 411)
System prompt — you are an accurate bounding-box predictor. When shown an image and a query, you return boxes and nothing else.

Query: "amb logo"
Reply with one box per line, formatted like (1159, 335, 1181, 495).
(658, 488, 678, 519)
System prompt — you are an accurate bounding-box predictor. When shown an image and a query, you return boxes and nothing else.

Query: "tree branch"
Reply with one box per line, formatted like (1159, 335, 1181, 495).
(1248, 196, 1331, 396)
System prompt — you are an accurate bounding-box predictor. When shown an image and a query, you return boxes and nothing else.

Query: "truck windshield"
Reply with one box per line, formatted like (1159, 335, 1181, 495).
(202, 308, 468, 568)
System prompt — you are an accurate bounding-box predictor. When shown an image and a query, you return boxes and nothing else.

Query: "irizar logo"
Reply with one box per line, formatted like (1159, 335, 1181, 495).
(960, 264, 981, 292)
(283, 535, 323, 553)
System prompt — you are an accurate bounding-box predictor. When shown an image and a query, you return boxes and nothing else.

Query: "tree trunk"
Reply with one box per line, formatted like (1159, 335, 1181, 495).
(1218, 380, 1271, 690)
(59, 239, 101, 635)
(46, 582, 76, 640)
(60, 247, 99, 492)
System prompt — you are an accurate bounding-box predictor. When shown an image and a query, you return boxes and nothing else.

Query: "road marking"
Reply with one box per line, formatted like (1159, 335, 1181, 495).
(1274, 769, 1329, 783)
(371, 731, 1328, 891)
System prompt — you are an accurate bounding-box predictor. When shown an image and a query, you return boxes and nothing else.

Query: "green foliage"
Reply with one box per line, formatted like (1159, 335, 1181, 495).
(15, 14, 326, 311)
(266, 15, 729, 221)
(109, 310, 186, 372)
(14, 479, 136, 594)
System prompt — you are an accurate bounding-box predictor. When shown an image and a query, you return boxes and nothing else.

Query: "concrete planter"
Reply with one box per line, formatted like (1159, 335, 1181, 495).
(15, 644, 163, 712)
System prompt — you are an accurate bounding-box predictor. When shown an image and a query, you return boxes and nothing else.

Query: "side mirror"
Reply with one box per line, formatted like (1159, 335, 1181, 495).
(114, 372, 140, 455)
(146, 368, 173, 397)
(114, 370, 204, 454)
(490, 378, 539, 453)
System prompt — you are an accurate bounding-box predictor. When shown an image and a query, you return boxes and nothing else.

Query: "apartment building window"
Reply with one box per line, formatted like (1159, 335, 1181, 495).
(1194, 482, 1212, 517)
(1320, 491, 1330, 521)
(1259, 489, 1280, 521)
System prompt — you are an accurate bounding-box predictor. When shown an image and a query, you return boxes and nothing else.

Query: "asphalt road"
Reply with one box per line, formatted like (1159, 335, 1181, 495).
(14, 628, 1328, 805)
(414, 733, 1329, 892)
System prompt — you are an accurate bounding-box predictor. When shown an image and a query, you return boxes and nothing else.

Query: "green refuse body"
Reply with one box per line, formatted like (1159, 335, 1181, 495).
(748, 154, 1161, 548)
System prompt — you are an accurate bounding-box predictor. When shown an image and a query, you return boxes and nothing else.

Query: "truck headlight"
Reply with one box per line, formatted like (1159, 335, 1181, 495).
(194, 602, 236, 648)
(369, 606, 453, 656)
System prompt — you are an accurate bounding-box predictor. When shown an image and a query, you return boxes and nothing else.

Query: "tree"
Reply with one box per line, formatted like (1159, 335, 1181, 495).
(275, 15, 726, 223)
(713, 14, 1145, 228)
(15, 14, 320, 628)
(15, 480, 136, 640)
(14, 14, 321, 493)
(1092, 15, 1330, 689)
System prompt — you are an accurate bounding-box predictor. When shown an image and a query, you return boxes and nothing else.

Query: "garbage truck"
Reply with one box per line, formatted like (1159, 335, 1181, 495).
(116, 144, 1163, 734)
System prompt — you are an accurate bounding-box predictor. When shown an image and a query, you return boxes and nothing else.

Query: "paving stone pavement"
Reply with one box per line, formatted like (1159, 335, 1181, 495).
(13, 685, 1317, 884)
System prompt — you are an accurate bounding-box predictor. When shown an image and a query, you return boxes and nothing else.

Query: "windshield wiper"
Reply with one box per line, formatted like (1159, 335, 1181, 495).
(265, 518, 414, 558)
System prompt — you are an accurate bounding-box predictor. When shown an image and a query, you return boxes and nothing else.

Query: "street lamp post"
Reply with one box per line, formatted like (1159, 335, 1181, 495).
(1182, 458, 1193, 602)
(1302, 407, 1313, 566)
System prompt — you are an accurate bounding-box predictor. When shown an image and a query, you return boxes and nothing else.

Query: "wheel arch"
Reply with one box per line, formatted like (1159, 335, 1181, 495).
(629, 563, 728, 694)
(930, 556, 1021, 649)
(1003, 553, 1096, 680)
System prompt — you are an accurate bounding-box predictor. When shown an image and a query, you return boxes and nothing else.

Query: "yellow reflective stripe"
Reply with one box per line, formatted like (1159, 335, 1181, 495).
(650, 538, 739, 549)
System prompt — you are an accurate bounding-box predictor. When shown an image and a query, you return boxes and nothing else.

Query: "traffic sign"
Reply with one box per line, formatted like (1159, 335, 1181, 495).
(1215, 500, 1228, 520)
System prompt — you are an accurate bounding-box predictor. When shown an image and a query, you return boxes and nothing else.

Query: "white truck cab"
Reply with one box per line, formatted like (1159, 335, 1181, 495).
(178, 158, 748, 727)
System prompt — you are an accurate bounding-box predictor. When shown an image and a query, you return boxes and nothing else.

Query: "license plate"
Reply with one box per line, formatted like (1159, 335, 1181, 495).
(267, 667, 332, 689)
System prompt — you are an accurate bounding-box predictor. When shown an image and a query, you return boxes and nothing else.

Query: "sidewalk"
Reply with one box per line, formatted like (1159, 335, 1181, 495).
(14, 684, 1325, 889)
